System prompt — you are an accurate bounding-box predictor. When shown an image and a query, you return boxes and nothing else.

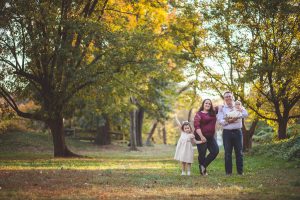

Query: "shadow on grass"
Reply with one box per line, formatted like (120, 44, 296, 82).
(0, 167, 299, 200)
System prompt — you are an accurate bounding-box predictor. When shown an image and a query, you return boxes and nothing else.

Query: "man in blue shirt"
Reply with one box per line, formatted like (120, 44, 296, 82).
(217, 91, 248, 175)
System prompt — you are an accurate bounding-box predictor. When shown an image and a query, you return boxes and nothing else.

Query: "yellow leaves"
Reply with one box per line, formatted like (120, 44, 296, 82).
(167, 59, 176, 71)
(19, 101, 40, 112)
(71, 34, 78, 47)
(103, 0, 169, 33)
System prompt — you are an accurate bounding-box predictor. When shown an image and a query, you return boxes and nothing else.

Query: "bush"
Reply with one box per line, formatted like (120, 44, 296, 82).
(0, 119, 28, 134)
(253, 130, 274, 143)
(287, 124, 300, 138)
(250, 136, 300, 161)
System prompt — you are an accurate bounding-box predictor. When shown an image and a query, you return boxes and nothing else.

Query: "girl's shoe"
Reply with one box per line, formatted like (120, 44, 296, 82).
(187, 171, 191, 176)
(181, 171, 186, 176)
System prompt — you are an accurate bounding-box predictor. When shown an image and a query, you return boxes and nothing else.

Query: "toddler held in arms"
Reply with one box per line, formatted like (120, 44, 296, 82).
(225, 100, 243, 120)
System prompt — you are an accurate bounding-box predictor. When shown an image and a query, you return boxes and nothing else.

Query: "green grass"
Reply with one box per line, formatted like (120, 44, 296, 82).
(0, 131, 299, 199)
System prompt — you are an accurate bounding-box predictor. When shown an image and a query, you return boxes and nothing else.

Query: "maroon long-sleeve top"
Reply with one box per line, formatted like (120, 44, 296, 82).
(194, 111, 217, 138)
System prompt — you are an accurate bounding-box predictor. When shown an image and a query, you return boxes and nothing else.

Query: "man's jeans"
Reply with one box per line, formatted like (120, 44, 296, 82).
(222, 129, 243, 174)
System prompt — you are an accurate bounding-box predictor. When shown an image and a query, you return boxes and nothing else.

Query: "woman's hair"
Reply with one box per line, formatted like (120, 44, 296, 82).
(199, 99, 216, 116)
(181, 121, 192, 132)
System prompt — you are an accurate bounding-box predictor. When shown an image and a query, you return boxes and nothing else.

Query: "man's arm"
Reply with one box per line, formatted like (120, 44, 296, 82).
(241, 107, 248, 118)
(217, 105, 229, 126)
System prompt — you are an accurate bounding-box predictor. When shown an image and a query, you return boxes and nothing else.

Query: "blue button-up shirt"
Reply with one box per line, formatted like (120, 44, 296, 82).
(217, 104, 248, 129)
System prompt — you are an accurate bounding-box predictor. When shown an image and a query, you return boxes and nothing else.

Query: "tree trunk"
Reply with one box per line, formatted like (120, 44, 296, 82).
(95, 115, 111, 145)
(129, 97, 139, 150)
(136, 107, 144, 146)
(145, 121, 158, 146)
(47, 116, 79, 157)
(242, 118, 259, 152)
(242, 130, 251, 151)
(162, 122, 167, 144)
(188, 108, 193, 122)
(129, 107, 138, 151)
(278, 118, 288, 139)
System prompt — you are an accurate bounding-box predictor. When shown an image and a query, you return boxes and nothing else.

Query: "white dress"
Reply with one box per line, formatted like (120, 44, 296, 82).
(226, 109, 242, 118)
(174, 132, 194, 163)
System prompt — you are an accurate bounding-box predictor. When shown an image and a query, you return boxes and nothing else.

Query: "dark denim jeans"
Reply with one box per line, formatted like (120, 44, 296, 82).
(196, 136, 219, 169)
(222, 129, 243, 174)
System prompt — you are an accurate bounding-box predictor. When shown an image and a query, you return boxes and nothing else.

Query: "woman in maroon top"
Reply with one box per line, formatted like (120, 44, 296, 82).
(194, 99, 219, 175)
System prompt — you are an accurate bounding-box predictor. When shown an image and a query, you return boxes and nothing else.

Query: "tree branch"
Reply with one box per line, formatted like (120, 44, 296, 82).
(0, 86, 43, 121)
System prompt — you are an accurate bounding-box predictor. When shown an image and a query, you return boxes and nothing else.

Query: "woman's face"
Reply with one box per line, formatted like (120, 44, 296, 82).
(203, 100, 212, 111)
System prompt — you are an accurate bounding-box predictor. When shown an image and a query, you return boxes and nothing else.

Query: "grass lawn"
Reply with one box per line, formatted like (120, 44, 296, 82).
(0, 132, 299, 199)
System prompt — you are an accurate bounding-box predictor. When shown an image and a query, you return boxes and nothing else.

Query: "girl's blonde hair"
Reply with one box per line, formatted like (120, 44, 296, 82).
(235, 100, 242, 105)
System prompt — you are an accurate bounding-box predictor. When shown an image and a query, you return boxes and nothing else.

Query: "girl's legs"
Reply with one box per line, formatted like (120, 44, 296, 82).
(181, 162, 186, 175)
(187, 163, 191, 176)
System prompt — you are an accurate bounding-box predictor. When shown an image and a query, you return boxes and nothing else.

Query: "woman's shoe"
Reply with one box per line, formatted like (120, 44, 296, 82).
(200, 165, 206, 175)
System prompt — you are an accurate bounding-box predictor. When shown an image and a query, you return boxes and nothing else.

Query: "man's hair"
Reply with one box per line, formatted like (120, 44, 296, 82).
(223, 91, 232, 96)
(223, 91, 235, 100)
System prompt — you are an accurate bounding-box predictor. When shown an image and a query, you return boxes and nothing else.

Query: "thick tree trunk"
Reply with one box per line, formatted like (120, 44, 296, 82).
(95, 115, 111, 145)
(47, 116, 79, 157)
(130, 110, 138, 150)
(278, 118, 288, 139)
(136, 107, 144, 147)
(242, 129, 253, 152)
(242, 118, 259, 152)
(145, 121, 158, 146)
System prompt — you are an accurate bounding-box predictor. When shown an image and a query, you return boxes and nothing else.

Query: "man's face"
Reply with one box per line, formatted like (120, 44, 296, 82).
(224, 93, 233, 105)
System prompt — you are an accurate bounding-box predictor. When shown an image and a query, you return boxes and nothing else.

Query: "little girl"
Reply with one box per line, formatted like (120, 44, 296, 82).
(174, 117, 203, 176)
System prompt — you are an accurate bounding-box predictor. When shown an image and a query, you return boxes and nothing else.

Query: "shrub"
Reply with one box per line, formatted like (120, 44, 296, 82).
(250, 136, 300, 161)
(287, 124, 300, 138)
(0, 119, 28, 134)
(253, 130, 274, 143)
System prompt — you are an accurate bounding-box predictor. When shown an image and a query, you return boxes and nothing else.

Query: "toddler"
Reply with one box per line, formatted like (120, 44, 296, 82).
(225, 100, 243, 119)
(174, 117, 203, 176)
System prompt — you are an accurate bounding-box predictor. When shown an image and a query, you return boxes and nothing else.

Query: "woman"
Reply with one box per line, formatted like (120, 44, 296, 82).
(194, 99, 219, 175)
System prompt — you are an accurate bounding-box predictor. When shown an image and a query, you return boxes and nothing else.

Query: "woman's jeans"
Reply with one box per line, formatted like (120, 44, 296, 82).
(196, 136, 219, 169)
(222, 129, 243, 174)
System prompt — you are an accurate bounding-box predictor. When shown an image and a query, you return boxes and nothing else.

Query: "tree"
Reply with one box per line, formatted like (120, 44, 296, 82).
(0, 0, 176, 156)
(145, 120, 158, 146)
(1, 0, 115, 157)
(200, 0, 300, 139)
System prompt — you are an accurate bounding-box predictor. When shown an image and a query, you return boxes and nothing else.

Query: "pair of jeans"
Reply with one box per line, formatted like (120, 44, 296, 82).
(222, 129, 243, 174)
(196, 136, 219, 169)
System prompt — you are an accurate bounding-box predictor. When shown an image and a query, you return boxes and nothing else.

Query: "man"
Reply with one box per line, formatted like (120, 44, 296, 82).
(217, 91, 248, 175)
